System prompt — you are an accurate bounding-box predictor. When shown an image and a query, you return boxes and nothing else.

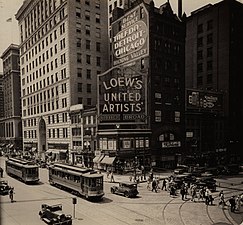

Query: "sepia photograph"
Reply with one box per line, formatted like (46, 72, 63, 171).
(0, 0, 243, 224)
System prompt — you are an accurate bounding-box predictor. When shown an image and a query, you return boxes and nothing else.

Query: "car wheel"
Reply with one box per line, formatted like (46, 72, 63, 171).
(124, 191, 129, 198)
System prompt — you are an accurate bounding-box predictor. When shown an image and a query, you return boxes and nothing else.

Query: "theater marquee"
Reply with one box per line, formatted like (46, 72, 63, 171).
(112, 4, 149, 67)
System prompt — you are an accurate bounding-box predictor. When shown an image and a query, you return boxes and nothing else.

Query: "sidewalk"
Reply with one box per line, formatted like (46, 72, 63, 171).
(101, 170, 172, 183)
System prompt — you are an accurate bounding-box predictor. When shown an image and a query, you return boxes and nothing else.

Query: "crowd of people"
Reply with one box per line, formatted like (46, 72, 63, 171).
(146, 173, 243, 213)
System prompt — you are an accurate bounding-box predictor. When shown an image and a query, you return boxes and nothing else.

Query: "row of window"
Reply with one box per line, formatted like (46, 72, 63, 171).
(76, 7, 101, 24)
(23, 98, 67, 117)
(197, 33, 213, 47)
(154, 39, 182, 56)
(197, 47, 213, 60)
(197, 20, 213, 34)
(23, 127, 68, 139)
(197, 61, 213, 73)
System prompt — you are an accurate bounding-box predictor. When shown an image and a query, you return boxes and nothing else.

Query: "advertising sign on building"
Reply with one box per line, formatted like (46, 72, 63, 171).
(186, 89, 223, 112)
(112, 4, 149, 67)
(98, 67, 147, 124)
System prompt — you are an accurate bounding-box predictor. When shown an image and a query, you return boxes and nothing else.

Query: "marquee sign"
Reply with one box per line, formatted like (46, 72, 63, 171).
(112, 4, 149, 67)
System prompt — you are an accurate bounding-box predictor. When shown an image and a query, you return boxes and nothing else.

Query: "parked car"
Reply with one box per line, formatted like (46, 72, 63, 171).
(39, 203, 72, 225)
(195, 177, 217, 191)
(0, 180, 11, 195)
(174, 165, 189, 175)
(111, 182, 139, 198)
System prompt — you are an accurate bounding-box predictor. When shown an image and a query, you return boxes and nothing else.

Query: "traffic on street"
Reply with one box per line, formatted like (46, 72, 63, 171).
(0, 156, 243, 225)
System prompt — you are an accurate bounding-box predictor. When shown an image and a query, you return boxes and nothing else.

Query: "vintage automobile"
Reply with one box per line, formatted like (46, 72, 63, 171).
(0, 180, 11, 195)
(111, 181, 139, 198)
(195, 177, 217, 192)
(39, 203, 72, 225)
(174, 165, 189, 175)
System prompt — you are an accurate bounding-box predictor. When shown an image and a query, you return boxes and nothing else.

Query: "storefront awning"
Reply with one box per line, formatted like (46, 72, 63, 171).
(93, 155, 104, 163)
(100, 156, 116, 165)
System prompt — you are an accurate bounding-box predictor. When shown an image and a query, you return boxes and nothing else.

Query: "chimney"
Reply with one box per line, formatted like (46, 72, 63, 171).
(178, 0, 182, 19)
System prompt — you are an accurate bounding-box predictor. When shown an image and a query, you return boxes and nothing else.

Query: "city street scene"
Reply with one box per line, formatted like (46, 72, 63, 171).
(0, 0, 243, 224)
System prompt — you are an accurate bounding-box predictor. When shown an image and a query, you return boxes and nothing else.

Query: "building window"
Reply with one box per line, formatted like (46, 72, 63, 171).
(85, 25, 90, 35)
(85, 10, 90, 20)
(96, 57, 101, 66)
(197, 63, 203, 73)
(96, 42, 101, 52)
(86, 55, 91, 64)
(207, 74, 213, 84)
(95, 13, 100, 23)
(86, 40, 91, 49)
(207, 47, 213, 57)
(77, 38, 81, 47)
(197, 37, 203, 47)
(87, 84, 91, 93)
(197, 76, 203, 86)
(207, 61, 213, 71)
(77, 53, 82, 63)
(78, 83, 82, 92)
(77, 68, 82, 77)
(207, 33, 213, 44)
(155, 110, 161, 122)
(76, 7, 81, 18)
(207, 20, 213, 30)
(87, 98, 92, 105)
(76, 22, 81, 33)
(87, 69, 91, 79)
(197, 50, 203, 60)
(197, 24, 203, 34)
(96, 27, 101, 38)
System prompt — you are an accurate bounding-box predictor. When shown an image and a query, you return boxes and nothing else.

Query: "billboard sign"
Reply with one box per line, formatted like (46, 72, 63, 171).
(186, 89, 223, 112)
(98, 67, 147, 125)
(112, 4, 149, 67)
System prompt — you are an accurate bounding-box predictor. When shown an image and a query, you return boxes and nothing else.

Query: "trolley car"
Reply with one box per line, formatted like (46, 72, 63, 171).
(5, 157, 39, 183)
(49, 163, 104, 200)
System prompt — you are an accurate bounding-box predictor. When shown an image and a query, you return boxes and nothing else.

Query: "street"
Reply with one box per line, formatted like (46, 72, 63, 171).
(0, 157, 243, 225)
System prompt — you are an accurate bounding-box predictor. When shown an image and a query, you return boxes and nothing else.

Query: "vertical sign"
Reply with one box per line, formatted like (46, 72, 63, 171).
(112, 4, 149, 66)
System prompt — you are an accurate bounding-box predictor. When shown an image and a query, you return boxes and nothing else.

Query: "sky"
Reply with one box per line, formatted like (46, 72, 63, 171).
(0, 0, 242, 72)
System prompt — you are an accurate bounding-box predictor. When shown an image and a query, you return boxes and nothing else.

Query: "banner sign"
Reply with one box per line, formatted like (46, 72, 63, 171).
(186, 89, 223, 111)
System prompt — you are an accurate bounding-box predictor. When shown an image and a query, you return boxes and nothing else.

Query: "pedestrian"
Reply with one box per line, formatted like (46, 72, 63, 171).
(229, 196, 236, 212)
(218, 191, 226, 207)
(191, 185, 197, 202)
(170, 185, 176, 197)
(147, 178, 151, 190)
(110, 172, 115, 183)
(151, 178, 157, 192)
(236, 195, 241, 211)
(198, 188, 204, 202)
(180, 186, 185, 200)
(106, 170, 110, 178)
(9, 187, 14, 203)
(205, 187, 210, 205)
(0, 167, 3, 178)
(162, 179, 167, 190)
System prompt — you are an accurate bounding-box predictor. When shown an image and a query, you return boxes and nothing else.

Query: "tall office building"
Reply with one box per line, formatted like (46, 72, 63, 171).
(0, 73, 3, 119)
(185, 0, 243, 165)
(97, 0, 185, 170)
(15, 0, 109, 159)
(0, 44, 22, 150)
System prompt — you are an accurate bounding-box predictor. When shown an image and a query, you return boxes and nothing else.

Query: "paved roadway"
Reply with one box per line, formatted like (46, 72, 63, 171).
(0, 157, 242, 225)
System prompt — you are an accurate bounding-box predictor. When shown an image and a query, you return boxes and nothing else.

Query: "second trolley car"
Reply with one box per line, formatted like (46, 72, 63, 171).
(49, 163, 104, 200)
(5, 157, 39, 183)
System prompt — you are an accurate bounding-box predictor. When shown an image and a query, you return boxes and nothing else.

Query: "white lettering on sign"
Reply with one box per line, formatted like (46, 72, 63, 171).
(162, 141, 181, 148)
(113, 21, 147, 59)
